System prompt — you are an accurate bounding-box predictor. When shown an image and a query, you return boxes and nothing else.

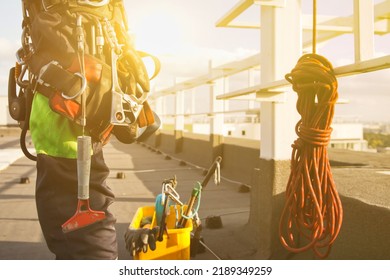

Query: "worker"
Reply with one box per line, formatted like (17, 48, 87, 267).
(14, 0, 159, 259)
(30, 97, 118, 259)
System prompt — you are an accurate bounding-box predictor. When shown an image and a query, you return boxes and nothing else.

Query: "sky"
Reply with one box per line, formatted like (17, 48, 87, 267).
(0, 0, 389, 123)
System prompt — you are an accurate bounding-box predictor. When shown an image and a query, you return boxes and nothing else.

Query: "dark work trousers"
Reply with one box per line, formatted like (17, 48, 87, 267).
(35, 144, 118, 260)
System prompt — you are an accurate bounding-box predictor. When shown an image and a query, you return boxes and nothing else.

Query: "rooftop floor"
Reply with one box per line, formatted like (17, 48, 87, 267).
(0, 128, 389, 260)
(0, 131, 251, 260)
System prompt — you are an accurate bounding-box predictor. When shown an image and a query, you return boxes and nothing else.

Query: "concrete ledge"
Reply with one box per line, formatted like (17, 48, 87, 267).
(0, 126, 21, 137)
(144, 130, 260, 186)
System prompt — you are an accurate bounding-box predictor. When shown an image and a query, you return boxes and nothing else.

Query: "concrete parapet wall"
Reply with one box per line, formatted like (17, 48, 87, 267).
(144, 130, 260, 186)
(181, 132, 214, 167)
(222, 137, 260, 186)
(152, 130, 175, 154)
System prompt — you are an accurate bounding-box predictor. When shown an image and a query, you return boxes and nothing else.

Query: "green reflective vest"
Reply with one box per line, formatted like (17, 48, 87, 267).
(29, 93, 86, 159)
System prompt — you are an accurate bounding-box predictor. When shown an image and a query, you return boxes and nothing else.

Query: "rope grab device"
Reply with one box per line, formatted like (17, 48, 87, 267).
(278, 0, 343, 259)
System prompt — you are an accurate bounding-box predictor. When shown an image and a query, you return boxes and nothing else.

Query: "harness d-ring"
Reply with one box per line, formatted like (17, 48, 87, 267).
(61, 72, 87, 100)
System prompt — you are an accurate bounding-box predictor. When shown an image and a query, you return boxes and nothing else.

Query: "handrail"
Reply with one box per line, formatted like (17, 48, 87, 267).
(216, 54, 390, 100)
(152, 1, 390, 102)
(150, 54, 261, 99)
(158, 108, 260, 118)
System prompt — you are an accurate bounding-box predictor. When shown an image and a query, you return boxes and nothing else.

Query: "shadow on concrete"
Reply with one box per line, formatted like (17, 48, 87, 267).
(0, 241, 53, 260)
(116, 222, 132, 260)
(330, 195, 390, 260)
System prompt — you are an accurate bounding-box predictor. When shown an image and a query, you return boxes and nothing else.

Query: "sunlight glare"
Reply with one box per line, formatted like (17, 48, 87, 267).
(130, 10, 184, 56)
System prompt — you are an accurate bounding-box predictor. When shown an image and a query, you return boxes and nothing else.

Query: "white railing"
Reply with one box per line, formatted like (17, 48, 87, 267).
(149, 0, 390, 147)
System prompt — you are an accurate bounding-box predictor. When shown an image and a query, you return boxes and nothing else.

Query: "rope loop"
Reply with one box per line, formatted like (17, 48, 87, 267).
(296, 122, 332, 147)
(279, 53, 343, 259)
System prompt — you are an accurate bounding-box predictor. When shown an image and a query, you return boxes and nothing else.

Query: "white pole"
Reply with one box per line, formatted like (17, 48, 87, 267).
(353, 0, 374, 62)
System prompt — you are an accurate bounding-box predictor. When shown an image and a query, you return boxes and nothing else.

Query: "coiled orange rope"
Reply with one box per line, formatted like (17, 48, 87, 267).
(279, 53, 343, 259)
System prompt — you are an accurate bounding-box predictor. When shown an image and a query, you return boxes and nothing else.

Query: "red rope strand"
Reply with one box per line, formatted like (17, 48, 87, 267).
(279, 54, 343, 259)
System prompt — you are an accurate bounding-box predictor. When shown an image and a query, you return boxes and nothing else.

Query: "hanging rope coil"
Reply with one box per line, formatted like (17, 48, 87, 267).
(279, 53, 343, 259)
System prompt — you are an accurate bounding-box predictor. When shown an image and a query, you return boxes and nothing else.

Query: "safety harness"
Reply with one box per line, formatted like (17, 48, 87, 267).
(9, 0, 161, 160)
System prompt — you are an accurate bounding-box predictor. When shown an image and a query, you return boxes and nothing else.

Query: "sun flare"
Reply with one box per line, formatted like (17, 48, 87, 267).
(130, 9, 184, 55)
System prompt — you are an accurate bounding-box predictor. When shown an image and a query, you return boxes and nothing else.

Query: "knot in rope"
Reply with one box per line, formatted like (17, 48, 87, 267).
(279, 53, 343, 259)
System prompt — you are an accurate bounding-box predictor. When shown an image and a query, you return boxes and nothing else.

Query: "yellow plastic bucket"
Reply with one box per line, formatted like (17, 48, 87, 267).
(129, 205, 193, 260)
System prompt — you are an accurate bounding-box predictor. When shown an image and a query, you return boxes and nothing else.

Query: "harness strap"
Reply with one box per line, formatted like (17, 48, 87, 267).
(37, 84, 114, 143)
(38, 62, 86, 100)
(138, 51, 161, 81)
(35, 53, 103, 94)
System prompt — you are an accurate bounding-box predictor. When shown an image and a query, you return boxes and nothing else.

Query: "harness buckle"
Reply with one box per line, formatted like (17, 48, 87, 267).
(37, 61, 87, 100)
(61, 72, 87, 100)
(36, 60, 59, 87)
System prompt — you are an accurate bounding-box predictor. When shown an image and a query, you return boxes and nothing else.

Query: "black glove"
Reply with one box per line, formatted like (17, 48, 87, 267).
(124, 227, 159, 256)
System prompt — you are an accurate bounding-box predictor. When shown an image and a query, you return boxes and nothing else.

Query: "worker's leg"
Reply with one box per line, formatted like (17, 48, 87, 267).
(35, 145, 118, 260)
